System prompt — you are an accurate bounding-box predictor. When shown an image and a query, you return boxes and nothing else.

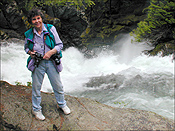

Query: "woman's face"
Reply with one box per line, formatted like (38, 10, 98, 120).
(31, 15, 43, 30)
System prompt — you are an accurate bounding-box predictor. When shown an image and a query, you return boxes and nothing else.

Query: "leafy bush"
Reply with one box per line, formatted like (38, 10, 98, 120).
(131, 0, 175, 45)
(16, 0, 95, 11)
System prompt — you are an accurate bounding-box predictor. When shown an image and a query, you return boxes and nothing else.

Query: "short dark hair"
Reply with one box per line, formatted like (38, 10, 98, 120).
(28, 8, 44, 24)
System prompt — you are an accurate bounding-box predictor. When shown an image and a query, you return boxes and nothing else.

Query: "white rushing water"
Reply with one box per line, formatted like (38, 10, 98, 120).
(1, 34, 174, 120)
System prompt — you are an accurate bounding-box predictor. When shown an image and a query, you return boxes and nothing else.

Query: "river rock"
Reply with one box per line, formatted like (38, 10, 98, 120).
(0, 81, 174, 130)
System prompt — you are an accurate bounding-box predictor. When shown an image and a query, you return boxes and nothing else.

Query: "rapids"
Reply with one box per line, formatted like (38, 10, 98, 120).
(1, 34, 174, 120)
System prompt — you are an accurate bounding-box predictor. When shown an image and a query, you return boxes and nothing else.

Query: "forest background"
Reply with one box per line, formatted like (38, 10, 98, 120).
(0, 0, 174, 56)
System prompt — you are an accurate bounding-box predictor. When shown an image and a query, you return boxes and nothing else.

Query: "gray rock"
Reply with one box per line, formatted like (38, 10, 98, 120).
(1, 81, 174, 130)
(0, 1, 26, 33)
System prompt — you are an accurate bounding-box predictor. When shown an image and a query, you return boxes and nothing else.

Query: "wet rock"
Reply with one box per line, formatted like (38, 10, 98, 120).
(0, 30, 9, 40)
(85, 73, 125, 89)
(1, 81, 174, 130)
(0, 1, 26, 36)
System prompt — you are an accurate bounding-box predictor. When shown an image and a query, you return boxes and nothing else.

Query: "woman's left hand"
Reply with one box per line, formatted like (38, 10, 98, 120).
(43, 48, 57, 60)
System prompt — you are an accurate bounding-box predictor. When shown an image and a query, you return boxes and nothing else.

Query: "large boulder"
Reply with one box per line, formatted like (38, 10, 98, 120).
(1, 81, 174, 130)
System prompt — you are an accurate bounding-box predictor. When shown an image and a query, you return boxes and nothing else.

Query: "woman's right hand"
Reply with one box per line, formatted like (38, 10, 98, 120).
(28, 50, 36, 58)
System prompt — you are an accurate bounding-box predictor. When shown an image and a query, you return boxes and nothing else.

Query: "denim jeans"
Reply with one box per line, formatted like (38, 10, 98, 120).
(32, 60, 66, 111)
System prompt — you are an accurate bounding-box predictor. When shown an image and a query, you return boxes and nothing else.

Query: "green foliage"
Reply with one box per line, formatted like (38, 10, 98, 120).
(131, 0, 175, 44)
(27, 81, 32, 87)
(15, 81, 32, 87)
(20, 0, 95, 11)
(15, 81, 22, 86)
(114, 100, 131, 108)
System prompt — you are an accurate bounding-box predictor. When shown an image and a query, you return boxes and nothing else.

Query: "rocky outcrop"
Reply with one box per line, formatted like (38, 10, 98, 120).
(1, 81, 174, 130)
(44, 5, 88, 49)
(0, 1, 26, 39)
(81, 0, 150, 45)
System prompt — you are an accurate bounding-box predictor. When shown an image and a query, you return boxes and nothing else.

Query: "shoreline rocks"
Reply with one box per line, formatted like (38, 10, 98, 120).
(1, 81, 174, 130)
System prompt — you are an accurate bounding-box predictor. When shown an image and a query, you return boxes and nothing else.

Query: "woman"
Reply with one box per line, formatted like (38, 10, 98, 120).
(24, 9, 70, 121)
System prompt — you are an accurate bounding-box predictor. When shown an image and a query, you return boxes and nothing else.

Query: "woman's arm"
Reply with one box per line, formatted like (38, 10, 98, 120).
(43, 25, 63, 60)
(24, 38, 36, 58)
(50, 25, 63, 53)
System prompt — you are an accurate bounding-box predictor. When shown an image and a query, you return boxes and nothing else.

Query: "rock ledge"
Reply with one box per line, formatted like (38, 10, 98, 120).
(0, 81, 174, 130)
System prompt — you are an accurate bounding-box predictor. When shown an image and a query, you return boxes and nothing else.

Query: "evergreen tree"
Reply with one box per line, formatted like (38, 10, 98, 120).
(131, 0, 175, 45)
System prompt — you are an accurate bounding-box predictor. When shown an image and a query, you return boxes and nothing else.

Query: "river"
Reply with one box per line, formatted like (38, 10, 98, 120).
(1, 34, 174, 120)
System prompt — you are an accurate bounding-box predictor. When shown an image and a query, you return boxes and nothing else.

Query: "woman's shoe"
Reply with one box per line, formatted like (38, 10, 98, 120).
(61, 106, 71, 115)
(32, 110, 45, 120)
